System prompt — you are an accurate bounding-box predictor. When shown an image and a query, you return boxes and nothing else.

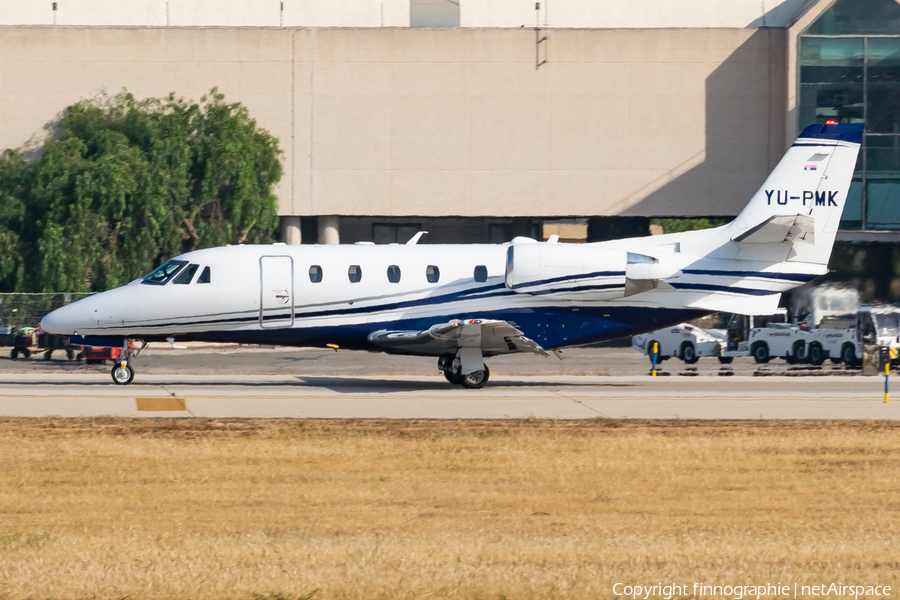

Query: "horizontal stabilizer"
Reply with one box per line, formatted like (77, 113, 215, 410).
(732, 214, 815, 245)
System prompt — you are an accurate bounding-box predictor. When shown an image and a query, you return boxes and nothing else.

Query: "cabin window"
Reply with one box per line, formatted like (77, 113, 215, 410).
(348, 265, 362, 283)
(197, 266, 211, 284)
(141, 260, 187, 285)
(474, 265, 488, 282)
(387, 265, 401, 283)
(426, 265, 440, 283)
(173, 263, 199, 285)
(309, 265, 323, 283)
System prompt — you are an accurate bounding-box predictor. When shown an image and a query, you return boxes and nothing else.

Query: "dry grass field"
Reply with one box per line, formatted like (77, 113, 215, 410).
(1, 418, 899, 600)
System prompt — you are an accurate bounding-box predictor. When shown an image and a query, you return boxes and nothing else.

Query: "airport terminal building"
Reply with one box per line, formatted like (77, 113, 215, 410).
(0, 0, 898, 245)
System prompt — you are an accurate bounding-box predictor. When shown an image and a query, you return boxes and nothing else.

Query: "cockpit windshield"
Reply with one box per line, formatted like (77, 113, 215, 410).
(142, 260, 188, 285)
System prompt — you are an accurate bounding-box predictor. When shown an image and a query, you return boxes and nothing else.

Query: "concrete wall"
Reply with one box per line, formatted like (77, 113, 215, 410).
(0, 0, 811, 28)
(0, 26, 787, 218)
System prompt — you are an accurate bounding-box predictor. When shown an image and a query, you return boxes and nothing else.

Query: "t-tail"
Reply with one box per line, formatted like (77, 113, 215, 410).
(600, 123, 864, 316)
(725, 122, 863, 267)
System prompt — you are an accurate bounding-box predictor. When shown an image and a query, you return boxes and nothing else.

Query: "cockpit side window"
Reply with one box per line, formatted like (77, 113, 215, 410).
(141, 260, 187, 285)
(173, 264, 200, 285)
(197, 266, 211, 284)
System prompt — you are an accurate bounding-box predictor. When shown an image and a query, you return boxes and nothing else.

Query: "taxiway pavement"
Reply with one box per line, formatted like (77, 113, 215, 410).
(1, 373, 898, 420)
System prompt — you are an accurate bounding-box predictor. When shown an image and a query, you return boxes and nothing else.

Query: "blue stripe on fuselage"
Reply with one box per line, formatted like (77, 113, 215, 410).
(134, 305, 707, 351)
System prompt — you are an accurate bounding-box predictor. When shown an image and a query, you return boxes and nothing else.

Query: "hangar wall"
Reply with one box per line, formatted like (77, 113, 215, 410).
(0, 26, 786, 219)
(0, 0, 807, 29)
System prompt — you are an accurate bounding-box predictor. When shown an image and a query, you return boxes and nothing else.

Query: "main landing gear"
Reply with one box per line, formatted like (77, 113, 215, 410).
(438, 354, 491, 389)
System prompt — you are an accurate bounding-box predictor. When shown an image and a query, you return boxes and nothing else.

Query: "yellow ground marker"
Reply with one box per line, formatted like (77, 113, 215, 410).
(135, 397, 188, 411)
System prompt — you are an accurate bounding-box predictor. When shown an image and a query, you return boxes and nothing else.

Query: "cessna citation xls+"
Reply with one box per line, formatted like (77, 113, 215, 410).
(42, 123, 863, 388)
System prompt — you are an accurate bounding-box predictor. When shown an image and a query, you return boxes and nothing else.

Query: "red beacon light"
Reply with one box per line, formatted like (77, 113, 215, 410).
(825, 119, 837, 125)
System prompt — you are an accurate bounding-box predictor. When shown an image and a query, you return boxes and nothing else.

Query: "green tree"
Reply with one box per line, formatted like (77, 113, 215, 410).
(0, 150, 28, 291)
(0, 88, 282, 293)
(652, 217, 729, 234)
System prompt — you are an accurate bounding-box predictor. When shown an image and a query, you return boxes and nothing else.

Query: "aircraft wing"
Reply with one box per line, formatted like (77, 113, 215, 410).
(368, 319, 550, 357)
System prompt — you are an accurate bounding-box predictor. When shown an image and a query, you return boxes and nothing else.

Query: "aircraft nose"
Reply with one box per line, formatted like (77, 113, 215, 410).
(41, 304, 80, 336)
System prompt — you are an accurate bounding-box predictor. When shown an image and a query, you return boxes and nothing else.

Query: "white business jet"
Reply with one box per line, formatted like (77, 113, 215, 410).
(42, 123, 863, 388)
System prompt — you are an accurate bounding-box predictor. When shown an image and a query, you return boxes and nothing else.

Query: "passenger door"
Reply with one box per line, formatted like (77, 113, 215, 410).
(259, 256, 294, 329)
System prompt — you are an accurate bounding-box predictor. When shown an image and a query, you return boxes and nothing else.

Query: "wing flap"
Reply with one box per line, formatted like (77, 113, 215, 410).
(368, 319, 549, 357)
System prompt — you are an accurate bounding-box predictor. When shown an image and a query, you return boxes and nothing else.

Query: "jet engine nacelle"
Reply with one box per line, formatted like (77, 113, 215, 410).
(505, 242, 628, 299)
(505, 242, 684, 299)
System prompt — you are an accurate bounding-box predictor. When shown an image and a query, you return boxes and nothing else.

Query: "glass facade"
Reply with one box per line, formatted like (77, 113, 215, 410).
(800, 0, 900, 231)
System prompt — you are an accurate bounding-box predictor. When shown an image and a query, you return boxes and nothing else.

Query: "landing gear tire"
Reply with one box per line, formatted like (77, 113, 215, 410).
(443, 368, 463, 385)
(439, 355, 462, 385)
(752, 343, 770, 364)
(111, 364, 135, 385)
(461, 364, 490, 389)
(680, 342, 699, 364)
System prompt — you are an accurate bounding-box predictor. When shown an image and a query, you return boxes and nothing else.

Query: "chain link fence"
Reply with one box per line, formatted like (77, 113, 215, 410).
(0, 293, 95, 332)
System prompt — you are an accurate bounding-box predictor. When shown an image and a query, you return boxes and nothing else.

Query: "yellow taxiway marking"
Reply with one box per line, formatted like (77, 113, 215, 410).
(135, 397, 187, 411)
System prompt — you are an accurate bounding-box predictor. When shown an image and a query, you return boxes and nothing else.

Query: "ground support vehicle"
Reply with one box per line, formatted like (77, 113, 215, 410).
(806, 317, 855, 366)
(720, 310, 810, 364)
(0, 326, 83, 360)
(83, 345, 126, 365)
(3, 327, 38, 359)
(807, 306, 900, 367)
(632, 323, 729, 364)
(38, 332, 82, 360)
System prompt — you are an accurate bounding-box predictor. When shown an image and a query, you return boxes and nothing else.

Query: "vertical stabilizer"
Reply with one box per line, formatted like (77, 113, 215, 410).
(728, 123, 863, 265)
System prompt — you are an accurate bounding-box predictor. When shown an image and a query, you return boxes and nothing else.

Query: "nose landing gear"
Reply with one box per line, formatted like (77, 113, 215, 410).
(111, 363, 135, 385)
(109, 338, 144, 385)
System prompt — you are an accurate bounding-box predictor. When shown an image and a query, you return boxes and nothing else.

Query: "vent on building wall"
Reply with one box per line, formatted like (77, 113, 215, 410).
(410, 0, 459, 27)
